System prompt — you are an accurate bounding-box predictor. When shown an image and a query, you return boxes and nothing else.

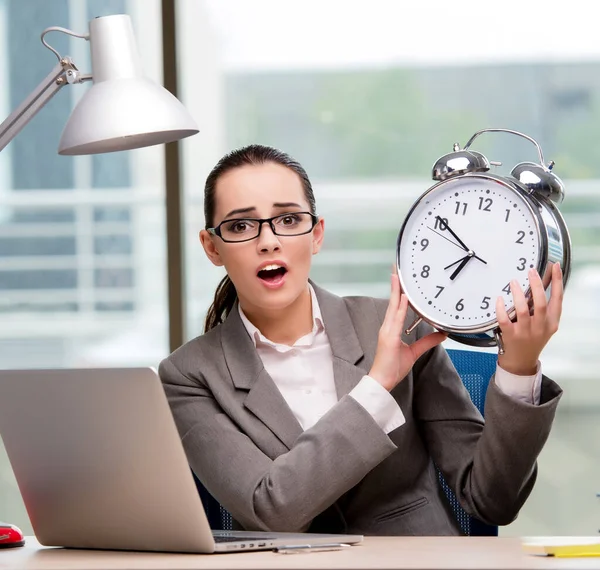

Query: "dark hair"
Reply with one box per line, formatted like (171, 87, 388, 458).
(204, 144, 316, 332)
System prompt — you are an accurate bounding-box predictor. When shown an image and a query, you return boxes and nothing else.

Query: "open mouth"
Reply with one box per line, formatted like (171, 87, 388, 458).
(257, 264, 288, 285)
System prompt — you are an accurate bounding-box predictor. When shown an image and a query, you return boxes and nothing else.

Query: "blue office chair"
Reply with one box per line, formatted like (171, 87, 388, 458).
(442, 349, 499, 536)
(194, 349, 498, 535)
(194, 472, 234, 530)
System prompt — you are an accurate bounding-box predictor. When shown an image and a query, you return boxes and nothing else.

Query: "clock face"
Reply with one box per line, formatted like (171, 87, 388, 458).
(397, 174, 542, 332)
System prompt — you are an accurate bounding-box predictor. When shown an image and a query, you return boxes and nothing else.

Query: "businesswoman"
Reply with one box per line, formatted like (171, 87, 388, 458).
(159, 144, 563, 536)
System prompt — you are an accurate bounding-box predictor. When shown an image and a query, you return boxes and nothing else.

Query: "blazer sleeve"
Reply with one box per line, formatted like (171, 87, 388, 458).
(159, 355, 397, 532)
(410, 322, 563, 526)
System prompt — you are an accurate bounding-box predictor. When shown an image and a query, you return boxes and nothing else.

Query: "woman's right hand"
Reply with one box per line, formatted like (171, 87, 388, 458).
(369, 272, 447, 392)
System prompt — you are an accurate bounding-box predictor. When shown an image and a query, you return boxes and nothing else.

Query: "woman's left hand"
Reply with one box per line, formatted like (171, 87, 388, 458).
(495, 262, 564, 376)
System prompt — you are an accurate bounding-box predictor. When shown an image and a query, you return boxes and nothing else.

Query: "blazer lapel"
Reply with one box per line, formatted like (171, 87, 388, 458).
(219, 286, 368, 448)
(312, 283, 367, 400)
(221, 307, 302, 450)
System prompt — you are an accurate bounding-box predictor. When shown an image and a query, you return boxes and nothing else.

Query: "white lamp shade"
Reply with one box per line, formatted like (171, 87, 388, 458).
(58, 14, 198, 156)
(58, 78, 199, 155)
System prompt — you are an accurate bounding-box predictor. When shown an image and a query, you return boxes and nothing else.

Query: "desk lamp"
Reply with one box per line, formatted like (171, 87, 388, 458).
(0, 13, 198, 154)
(0, 13, 198, 547)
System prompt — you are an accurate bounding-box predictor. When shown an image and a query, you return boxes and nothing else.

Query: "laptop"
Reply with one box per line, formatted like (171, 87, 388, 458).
(0, 367, 362, 553)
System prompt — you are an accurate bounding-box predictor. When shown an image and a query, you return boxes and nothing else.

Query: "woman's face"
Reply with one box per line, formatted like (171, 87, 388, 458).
(200, 162, 324, 314)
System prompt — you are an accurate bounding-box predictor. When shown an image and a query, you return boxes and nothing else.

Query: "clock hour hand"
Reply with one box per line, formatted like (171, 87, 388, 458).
(449, 255, 472, 281)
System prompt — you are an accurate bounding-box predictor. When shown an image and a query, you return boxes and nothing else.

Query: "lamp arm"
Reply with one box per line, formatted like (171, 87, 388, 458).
(0, 56, 90, 153)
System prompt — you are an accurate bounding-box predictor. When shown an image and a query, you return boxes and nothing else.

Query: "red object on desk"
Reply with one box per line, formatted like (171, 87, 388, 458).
(0, 522, 25, 548)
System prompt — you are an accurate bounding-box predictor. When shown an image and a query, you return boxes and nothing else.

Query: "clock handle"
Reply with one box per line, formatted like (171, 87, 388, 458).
(463, 128, 546, 167)
(404, 317, 422, 336)
(494, 328, 505, 355)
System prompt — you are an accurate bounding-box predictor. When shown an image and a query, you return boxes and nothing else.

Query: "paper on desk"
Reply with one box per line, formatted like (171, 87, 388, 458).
(522, 536, 600, 557)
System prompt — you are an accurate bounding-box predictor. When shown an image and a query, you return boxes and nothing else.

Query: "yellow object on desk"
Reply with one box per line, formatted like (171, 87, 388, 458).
(522, 537, 600, 557)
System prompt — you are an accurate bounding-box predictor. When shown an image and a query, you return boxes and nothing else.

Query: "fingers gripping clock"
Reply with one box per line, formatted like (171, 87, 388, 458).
(396, 128, 571, 353)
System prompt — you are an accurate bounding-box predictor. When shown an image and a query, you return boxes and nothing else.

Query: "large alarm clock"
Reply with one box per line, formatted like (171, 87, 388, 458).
(396, 128, 571, 353)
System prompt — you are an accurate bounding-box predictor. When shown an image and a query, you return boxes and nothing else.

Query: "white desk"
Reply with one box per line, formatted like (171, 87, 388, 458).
(1, 536, 599, 570)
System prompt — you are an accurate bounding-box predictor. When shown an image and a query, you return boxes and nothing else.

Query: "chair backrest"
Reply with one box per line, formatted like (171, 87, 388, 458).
(193, 471, 234, 530)
(194, 348, 499, 535)
(443, 348, 498, 536)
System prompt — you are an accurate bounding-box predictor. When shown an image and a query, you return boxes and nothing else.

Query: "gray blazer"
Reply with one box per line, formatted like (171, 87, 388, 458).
(159, 284, 562, 536)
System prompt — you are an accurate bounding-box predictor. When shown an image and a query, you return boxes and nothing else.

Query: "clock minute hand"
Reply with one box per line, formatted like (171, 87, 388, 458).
(435, 216, 469, 251)
(428, 220, 487, 265)
(427, 226, 466, 252)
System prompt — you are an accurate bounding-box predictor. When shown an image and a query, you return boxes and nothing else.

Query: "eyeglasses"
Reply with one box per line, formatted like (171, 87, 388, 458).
(207, 211, 318, 243)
